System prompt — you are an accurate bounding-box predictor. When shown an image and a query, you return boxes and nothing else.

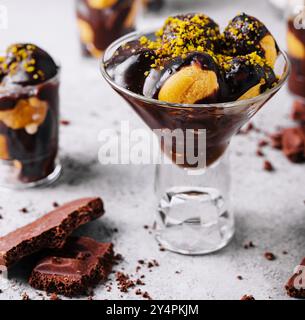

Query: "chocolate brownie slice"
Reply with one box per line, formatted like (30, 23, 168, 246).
(29, 237, 114, 297)
(0, 198, 104, 267)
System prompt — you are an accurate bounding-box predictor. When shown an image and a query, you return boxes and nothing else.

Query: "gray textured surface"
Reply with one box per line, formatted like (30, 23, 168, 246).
(0, 0, 304, 300)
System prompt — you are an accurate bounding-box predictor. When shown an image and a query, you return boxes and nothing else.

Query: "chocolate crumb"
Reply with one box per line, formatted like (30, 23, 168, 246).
(21, 292, 30, 300)
(283, 251, 288, 255)
(20, 207, 29, 214)
(258, 139, 268, 148)
(50, 293, 60, 300)
(0, 214, 3, 220)
(143, 225, 149, 230)
(237, 276, 243, 280)
(244, 241, 255, 249)
(135, 289, 142, 295)
(138, 260, 145, 265)
(136, 279, 145, 286)
(263, 160, 274, 172)
(241, 295, 255, 301)
(116, 272, 135, 293)
(60, 120, 70, 126)
(256, 149, 264, 157)
(53, 202, 59, 208)
(142, 291, 152, 300)
(264, 252, 276, 261)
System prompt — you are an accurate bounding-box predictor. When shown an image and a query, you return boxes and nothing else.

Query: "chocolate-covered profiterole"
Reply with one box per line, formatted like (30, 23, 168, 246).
(76, 0, 139, 58)
(106, 13, 278, 104)
(29, 237, 114, 297)
(105, 13, 280, 167)
(224, 13, 279, 68)
(0, 43, 59, 185)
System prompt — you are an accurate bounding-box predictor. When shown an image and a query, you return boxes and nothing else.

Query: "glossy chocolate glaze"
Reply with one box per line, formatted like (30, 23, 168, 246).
(288, 19, 305, 99)
(0, 44, 58, 86)
(106, 39, 277, 103)
(0, 44, 59, 183)
(76, 0, 137, 57)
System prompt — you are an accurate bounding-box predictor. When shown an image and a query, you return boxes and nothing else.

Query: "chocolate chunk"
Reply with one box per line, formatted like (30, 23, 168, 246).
(0, 197, 104, 267)
(292, 101, 305, 122)
(285, 258, 305, 299)
(29, 237, 114, 297)
(282, 127, 305, 163)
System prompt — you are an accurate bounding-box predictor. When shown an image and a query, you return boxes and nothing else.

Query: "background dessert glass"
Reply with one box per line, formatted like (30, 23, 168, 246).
(0, 71, 61, 189)
(101, 32, 290, 255)
(287, 0, 305, 120)
(76, 0, 141, 58)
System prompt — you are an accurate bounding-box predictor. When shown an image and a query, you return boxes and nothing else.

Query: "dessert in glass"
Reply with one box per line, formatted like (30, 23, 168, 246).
(76, 0, 140, 58)
(287, 1, 305, 121)
(0, 44, 61, 189)
(101, 13, 290, 254)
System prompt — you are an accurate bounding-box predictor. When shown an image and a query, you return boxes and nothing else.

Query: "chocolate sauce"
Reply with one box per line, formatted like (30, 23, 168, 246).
(76, 0, 137, 57)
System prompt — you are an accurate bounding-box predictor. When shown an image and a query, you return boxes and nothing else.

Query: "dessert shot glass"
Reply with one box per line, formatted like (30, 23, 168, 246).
(0, 70, 61, 189)
(101, 32, 290, 255)
(287, 0, 305, 120)
(76, 0, 141, 58)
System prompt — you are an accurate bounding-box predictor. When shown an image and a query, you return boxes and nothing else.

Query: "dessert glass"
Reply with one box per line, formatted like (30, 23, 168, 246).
(101, 32, 290, 255)
(0, 71, 61, 189)
(76, 0, 140, 58)
(287, 1, 305, 119)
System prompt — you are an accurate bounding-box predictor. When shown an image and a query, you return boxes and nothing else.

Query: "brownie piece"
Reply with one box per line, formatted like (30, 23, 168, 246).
(285, 258, 305, 299)
(29, 237, 114, 297)
(0, 198, 104, 267)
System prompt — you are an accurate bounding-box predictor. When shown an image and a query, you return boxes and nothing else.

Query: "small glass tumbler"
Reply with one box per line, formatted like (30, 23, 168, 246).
(0, 72, 61, 189)
(76, 0, 140, 58)
(101, 32, 290, 255)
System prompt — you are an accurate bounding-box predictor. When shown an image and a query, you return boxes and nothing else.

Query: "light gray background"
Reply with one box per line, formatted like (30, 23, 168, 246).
(0, 0, 304, 300)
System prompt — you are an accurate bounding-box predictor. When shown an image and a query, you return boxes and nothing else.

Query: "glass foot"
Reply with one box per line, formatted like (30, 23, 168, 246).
(155, 187, 235, 255)
(0, 162, 62, 190)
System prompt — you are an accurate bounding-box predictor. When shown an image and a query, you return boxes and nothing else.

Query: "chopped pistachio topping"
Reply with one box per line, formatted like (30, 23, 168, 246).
(140, 14, 221, 66)
(138, 13, 272, 71)
(0, 44, 46, 81)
